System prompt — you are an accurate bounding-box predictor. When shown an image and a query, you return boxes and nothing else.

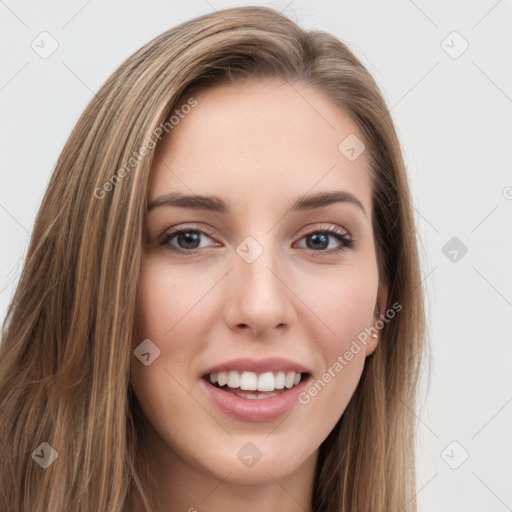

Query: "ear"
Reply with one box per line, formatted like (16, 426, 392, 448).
(365, 285, 388, 356)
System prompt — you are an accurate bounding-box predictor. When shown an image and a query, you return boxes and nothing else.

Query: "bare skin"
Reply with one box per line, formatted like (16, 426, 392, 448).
(129, 79, 384, 512)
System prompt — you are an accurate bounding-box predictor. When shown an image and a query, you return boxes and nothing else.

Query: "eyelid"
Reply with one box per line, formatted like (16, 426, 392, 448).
(296, 222, 351, 239)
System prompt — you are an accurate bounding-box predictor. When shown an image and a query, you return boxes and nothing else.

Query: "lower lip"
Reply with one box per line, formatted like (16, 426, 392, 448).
(199, 376, 310, 423)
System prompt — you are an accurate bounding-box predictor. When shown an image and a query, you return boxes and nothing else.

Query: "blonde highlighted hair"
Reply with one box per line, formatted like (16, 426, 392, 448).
(0, 6, 425, 511)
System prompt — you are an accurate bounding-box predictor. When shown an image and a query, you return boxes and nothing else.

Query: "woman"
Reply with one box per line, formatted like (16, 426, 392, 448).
(0, 6, 425, 511)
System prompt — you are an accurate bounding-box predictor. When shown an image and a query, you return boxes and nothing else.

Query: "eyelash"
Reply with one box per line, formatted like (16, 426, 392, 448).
(159, 224, 354, 256)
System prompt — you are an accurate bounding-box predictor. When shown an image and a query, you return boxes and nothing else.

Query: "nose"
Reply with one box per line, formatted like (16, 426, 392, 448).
(222, 241, 296, 338)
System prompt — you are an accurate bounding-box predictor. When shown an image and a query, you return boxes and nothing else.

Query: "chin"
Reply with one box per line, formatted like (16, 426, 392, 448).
(194, 435, 316, 485)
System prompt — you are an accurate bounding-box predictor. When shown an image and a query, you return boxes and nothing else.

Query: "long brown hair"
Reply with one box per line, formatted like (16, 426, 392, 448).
(0, 6, 425, 511)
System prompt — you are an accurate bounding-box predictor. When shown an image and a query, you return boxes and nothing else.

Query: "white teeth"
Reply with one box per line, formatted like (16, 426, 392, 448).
(217, 371, 227, 387)
(227, 371, 240, 388)
(240, 371, 258, 391)
(284, 372, 295, 389)
(257, 372, 275, 392)
(275, 371, 285, 389)
(234, 390, 280, 400)
(208, 370, 304, 392)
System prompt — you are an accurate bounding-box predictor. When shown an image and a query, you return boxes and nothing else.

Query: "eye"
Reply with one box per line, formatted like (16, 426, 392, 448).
(159, 224, 354, 255)
(159, 226, 217, 253)
(295, 226, 353, 254)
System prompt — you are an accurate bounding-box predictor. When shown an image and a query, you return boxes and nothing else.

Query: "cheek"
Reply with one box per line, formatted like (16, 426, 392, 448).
(304, 258, 379, 350)
(323, 278, 377, 343)
(133, 257, 214, 353)
(134, 260, 184, 338)
(295, 260, 378, 419)
(130, 263, 208, 464)
(130, 256, 219, 429)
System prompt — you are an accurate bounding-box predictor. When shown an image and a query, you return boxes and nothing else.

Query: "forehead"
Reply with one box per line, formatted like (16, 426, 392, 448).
(149, 80, 372, 215)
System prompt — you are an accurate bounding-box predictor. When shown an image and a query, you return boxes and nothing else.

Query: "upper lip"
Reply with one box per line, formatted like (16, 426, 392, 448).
(201, 357, 311, 377)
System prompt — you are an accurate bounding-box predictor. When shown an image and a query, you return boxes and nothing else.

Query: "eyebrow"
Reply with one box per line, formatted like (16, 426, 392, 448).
(148, 190, 366, 216)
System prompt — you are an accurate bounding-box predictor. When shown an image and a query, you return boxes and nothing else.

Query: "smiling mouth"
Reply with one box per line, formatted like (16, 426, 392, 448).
(202, 370, 310, 400)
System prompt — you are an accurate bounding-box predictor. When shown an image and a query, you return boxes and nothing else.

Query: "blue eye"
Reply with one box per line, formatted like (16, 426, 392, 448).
(159, 226, 353, 255)
(160, 228, 214, 252)
(297, 229, 353, 252)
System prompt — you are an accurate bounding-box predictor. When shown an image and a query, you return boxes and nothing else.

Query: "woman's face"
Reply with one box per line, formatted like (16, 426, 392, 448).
(131, 79, 382, 486)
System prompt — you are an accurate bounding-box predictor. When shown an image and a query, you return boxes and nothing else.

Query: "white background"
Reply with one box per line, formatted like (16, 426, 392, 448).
(1, 1, 511, 510)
